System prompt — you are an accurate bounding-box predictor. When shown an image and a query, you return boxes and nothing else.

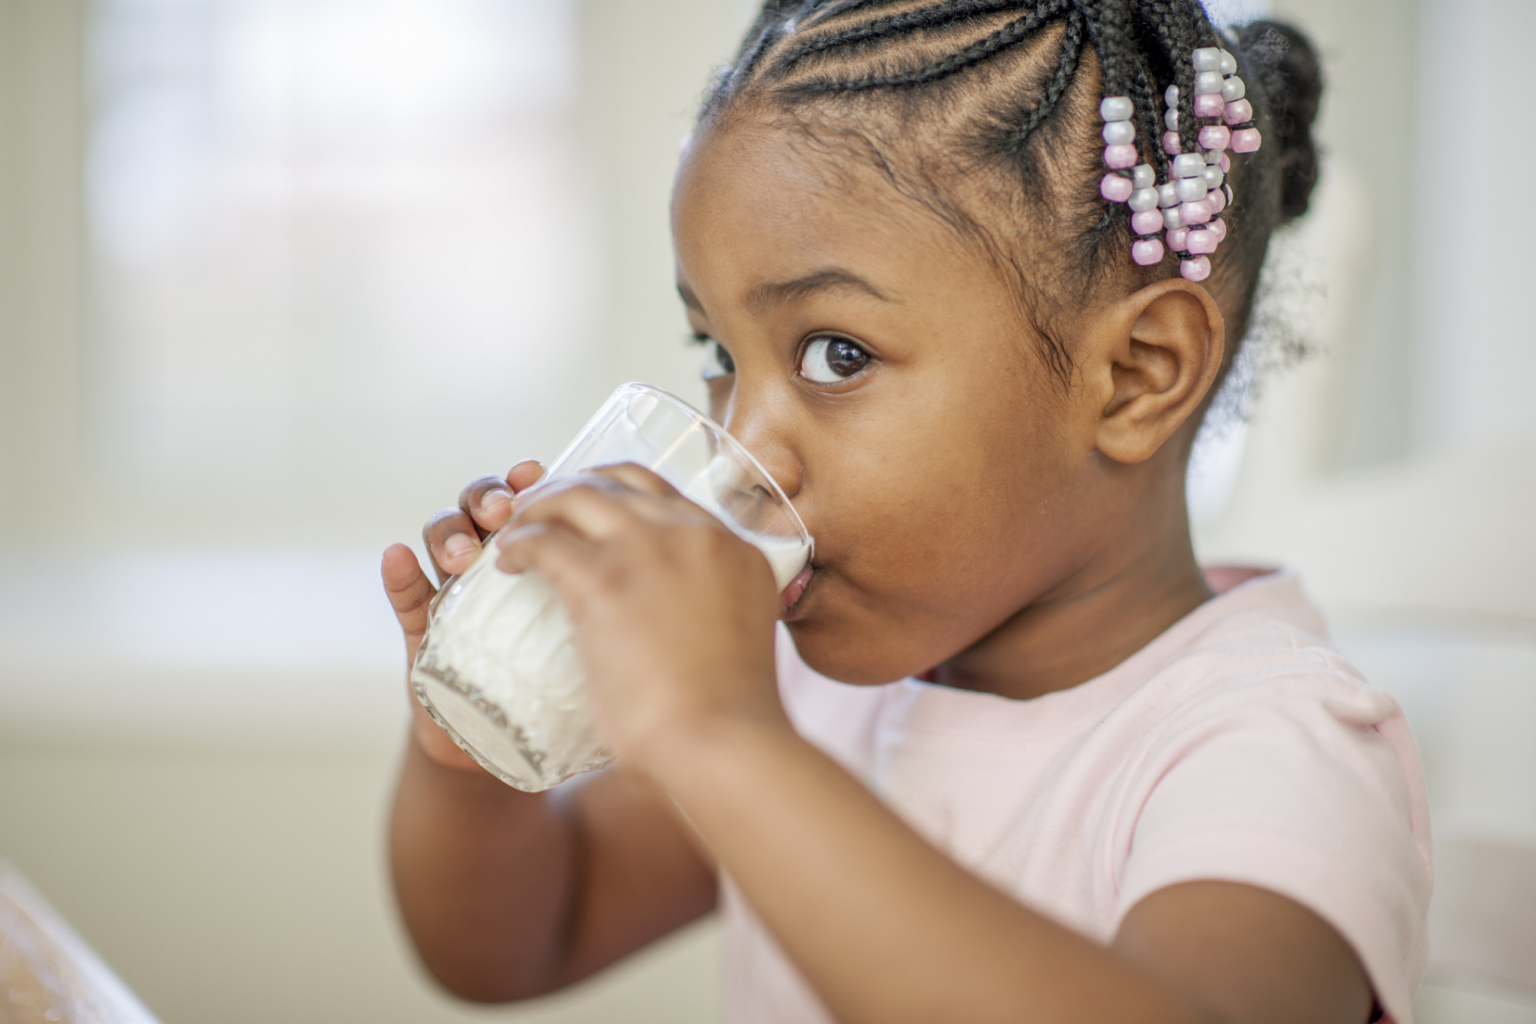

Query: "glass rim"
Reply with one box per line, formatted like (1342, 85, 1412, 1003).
(549, 381, 811, 546)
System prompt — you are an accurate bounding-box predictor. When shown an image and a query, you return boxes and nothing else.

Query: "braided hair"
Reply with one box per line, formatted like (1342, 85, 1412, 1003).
(697, 1, 1322, 389)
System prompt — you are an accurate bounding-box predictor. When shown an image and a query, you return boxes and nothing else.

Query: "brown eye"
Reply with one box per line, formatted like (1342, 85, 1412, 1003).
(799, 336, 871, 383)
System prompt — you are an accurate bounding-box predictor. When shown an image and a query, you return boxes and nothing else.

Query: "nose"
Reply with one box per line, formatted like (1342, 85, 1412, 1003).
(722, 385, 804, 503)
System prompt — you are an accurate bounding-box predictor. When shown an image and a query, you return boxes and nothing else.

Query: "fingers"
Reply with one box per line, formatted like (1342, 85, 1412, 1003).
(586, 462, 681, 499)
(422, 507, 483, 584)
(381, 544, 437, 659)
(507, 459, 544, 492)
(459, 474, 518, 534)
(496, 521, 599, 612)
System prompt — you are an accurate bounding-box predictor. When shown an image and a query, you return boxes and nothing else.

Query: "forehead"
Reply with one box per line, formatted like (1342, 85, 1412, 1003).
(670, 120, 989, 308)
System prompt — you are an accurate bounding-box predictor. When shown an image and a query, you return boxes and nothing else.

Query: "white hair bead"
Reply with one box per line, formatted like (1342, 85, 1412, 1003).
(1128, 187, 1160, 212)
(1205, 148, 1224, 164)
(1157, 182, 1180, 208)
(1099, 96, 1134, 121)
(1194, 70, 1224, 96)
(1164, 109, 1179, 131)
(1221, 76, 1246, 102)
(1162, 205, 1184, 230)
(1165, 84, 1179, 107)
(1218, 49, 1237, 76)
(1172, 152, 1207, 178)
(1202, 165, 1224, 190)
(1175, 175, 1208, 202)
(1131, 164, 1156, 190)
(1102, 120, 1136, 146)
(1192, 47, 1223, 72)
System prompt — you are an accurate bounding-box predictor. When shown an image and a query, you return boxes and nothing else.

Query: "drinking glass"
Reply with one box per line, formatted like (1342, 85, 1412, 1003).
(410, 383, 813, 791)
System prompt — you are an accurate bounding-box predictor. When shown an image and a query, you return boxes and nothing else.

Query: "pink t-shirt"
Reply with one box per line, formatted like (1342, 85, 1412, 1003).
(723, 572, 1432, 1024)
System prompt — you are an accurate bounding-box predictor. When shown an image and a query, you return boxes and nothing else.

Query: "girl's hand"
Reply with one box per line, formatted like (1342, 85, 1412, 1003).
(381, 459, 545, 771)
(495, 464, 789, 775)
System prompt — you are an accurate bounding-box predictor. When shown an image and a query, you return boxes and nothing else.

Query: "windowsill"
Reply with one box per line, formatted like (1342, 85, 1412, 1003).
(0, 546, 415, 749)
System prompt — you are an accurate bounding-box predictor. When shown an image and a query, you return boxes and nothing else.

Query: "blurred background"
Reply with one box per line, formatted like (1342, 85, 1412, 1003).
(0, 0, 1531, 1021)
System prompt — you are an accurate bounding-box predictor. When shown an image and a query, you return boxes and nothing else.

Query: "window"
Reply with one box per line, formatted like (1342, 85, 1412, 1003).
(90, 0, 599, 524)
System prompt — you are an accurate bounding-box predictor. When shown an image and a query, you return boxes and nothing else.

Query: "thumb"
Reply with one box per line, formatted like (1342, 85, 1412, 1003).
(382, 543, 436, 662)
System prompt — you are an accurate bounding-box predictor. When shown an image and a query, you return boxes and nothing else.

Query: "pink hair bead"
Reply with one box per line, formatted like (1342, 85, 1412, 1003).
(1209, 217, 1228, 242)
(1222, 99, 1254, 125)
(1131, 209, 1164, 235)
(1100, 173, 1134, 202)
(1180, 256, 1212, 282)
(1162, 131, 1181, 155)
(1166, 226, 1189, 251)
(1131, 238, 1165, 266)
(1104, 144, 1138, 169)
(1207, 186, 1227, 214)
(1219, 152, 1231, 173)
(1179, 198, 1213, 225)
(1198, 125, 1231, 151)
(1193, 93, 1224, 119)
(1186, 228, 1218, 254)
(1231, 128, 1262, 153)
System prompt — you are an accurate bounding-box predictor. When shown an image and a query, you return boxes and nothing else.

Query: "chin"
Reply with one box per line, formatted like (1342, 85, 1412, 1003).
(783, 616, 919, 686)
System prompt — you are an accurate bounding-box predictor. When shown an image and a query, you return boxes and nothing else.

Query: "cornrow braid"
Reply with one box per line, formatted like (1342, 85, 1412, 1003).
(699, 0, 1322, 391)
(785, 3, 1068, 95)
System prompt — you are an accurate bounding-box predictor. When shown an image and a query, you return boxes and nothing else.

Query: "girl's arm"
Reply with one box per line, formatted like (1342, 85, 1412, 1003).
(648, 717, 1372, 1024)
(382, 474, 717, 1002)
(500, 468, 1375, 1024)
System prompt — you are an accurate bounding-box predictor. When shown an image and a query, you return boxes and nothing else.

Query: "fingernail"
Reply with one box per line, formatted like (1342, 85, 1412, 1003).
(444, 534, 476, 560)
(482, 488, 512, 511)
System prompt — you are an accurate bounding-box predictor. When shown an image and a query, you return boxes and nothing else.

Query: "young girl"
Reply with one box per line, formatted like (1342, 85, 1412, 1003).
(382, 4, 1430, 1022)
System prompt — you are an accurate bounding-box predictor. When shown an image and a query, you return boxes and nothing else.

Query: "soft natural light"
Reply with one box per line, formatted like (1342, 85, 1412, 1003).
(89, 0, 597, 496)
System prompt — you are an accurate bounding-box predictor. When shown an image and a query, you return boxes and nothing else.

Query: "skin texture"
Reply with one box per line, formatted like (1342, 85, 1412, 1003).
(384, 119, 1376, 1022)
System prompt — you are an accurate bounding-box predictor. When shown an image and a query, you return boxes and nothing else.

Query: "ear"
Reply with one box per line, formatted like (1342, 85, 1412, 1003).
(1082, 279, 1226, 464)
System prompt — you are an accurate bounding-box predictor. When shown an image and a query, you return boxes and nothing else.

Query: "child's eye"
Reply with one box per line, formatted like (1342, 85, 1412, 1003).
(799, 335, 872, 384)
(696, 336, 735, 380)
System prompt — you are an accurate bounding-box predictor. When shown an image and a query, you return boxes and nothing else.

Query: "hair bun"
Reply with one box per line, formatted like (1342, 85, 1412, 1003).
(1233, 20, 1323, 224)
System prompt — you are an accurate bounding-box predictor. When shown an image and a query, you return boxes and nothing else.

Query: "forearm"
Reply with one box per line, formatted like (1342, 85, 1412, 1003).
(389, 733, 578, 1001)
(648, 719, 1211, 1024)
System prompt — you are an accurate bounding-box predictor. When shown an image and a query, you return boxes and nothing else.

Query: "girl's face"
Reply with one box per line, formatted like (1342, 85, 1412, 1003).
(672, 123, 1112, 685)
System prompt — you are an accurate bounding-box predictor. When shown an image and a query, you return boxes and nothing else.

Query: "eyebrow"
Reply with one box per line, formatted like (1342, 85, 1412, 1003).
(676, 269, 890, 317)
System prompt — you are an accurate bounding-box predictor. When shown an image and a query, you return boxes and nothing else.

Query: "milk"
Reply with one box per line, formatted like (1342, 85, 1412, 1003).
(411, 522, 811, 792)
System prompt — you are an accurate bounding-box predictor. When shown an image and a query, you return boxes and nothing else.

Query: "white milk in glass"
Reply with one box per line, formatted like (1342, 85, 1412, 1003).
(410, 383, 812, 792)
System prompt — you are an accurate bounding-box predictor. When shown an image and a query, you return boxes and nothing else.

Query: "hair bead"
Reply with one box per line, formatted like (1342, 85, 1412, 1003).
(1222, 99, 1254, 125)
(1201, 165, 1224, 191)
(1099, 95, 1134, 121)
(1220, 76, 1246, 102)
(1131, 164, 1156, 190)
(1103, 144, 1138, 169)
(1100, 172, 1134, 202)
(1197, 125, 1231, 151)
(1162, 205, 1184, 230)
(1103, 120, 1136, 146)
(1192, 47, 1223, 73)
(1186, 228, 1218, 254)
(1179, 198, 1213, 225)
(1180, 255, 1212, 282)
(1218, 49, 1237, 76)
(1131, 208, 1165, 236)
(1128, 187, 1160, 212)
(1193, 92, 1224, 118)
(1230, 128, 1262, 153)
(1131, 238, 1165, 265)
(1166, 226, 1189, 251)
(1162, 131, 1181, 155)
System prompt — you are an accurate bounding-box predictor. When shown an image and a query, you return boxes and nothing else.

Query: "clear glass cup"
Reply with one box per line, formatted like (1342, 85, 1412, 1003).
(410, 383, 813, 791)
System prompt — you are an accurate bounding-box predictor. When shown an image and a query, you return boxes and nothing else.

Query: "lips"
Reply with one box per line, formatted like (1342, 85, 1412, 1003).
(778, 563, 813, 617)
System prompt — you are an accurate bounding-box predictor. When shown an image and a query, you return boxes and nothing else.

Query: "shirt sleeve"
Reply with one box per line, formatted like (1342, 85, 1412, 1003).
(1113, 668, 1432, 1024)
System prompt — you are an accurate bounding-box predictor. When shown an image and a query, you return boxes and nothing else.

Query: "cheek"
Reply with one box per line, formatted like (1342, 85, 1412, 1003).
(801, 368, 1078, 640)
